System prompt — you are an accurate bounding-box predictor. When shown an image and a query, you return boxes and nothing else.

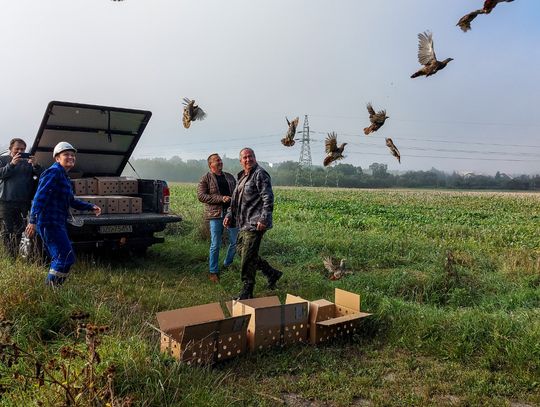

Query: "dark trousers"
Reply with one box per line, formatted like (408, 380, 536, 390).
(0, 201, 30, 257)
(237, 230, 275, 286)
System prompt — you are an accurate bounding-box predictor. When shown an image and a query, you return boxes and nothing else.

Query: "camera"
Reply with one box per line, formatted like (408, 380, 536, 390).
(18, 152, 32, 159)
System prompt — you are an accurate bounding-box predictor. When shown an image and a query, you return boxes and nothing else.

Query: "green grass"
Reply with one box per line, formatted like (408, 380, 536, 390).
(1, 184, 539, 406)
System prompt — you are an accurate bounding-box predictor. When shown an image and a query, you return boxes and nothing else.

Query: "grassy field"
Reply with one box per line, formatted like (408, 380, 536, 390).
(1, 184, 539, 406)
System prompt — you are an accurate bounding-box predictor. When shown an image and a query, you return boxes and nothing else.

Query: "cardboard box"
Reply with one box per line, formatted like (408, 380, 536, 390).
(130, 197, 142, 214)
(119, 179, 138, 195)
(95, 177, 139, 196)
(71, 179, 87, 195)
(105, 196, 142, 214)
(156, 303, 251, 365)
(74, 196, 109, 214)
(86, 178, 98, 195)
(286, 288, 371, 345)
(95, 177, 121, 195)
(71, 179, 99, 196)
(229, 296, 309, 352)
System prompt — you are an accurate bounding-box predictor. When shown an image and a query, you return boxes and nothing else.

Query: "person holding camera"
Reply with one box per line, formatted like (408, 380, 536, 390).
(0, 138, 42, 258)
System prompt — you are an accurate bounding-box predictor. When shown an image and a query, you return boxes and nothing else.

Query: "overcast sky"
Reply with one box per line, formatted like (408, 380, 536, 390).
(1, 0, 539, 175)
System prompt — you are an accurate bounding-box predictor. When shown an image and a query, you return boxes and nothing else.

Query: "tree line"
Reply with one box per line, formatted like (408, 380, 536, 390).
(123, 156, 540, 190)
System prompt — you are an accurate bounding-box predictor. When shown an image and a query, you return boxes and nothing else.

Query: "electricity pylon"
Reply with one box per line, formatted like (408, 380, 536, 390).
(295, 115, 313, 186)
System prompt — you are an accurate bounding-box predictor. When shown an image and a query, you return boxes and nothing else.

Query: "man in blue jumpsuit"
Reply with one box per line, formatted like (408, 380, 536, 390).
(25, 142, 101, 286)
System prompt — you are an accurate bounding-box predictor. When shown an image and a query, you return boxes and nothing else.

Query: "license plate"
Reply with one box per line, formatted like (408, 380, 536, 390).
(99, 225, 133, 234)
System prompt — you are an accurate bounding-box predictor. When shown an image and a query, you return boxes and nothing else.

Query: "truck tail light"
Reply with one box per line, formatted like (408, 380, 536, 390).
(162, 184, 170, 214)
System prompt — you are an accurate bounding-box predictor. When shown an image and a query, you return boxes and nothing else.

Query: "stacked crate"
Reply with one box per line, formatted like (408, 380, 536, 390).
(71, 177, 142, 215)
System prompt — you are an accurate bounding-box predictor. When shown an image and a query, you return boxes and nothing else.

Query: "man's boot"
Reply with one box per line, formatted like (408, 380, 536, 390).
(266, 268, 283, 290)
(259, 260, 283, 290)
(234, 282, 254, 300)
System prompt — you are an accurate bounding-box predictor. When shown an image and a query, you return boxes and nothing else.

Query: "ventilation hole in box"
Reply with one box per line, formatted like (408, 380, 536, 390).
(192, 352, 197, 357)
(227, 351, 231, 356)
(199, 343, 203, 348)
(228, 337, 232, 342)
(173, 344, 177, 348)
(347, 330, 350, 334)
(337, 327, 341, 331)
(197, 358, 201, 363)
(218, 339, 223, 344)
(300, 324, 304, 328)
(259, 345, 263, 350)
(272, 336, 276, 341)
(218, 353, 222, 359)
(237, 349, 241, 354)
(295, 331, 299, 336)
(268, 329, 272, 334)
(327, 336, 330, 340)
(238, 334, 241, 339)
(292, 325, 296, 330)
(350, 323, 354, 327)
(353, 328, 357, 332)
(223, 345, 227, 350)
(319, 338, 323, 342)
(285, 326, 289, 331)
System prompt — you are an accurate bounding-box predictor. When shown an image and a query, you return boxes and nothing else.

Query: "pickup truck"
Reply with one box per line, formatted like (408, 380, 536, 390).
(25, 100, 181, 255)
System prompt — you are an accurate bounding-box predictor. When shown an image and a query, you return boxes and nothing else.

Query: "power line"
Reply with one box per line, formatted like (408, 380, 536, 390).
(309, 113, 540, 129)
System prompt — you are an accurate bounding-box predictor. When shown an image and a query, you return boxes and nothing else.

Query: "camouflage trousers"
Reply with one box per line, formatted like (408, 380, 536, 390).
(236, 230, 275, 286)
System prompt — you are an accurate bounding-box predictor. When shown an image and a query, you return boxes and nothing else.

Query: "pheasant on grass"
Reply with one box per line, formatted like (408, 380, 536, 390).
(385, 138, 401, 163)
(323, 132, 347, 167)
(323, 257, 351, 280)
(363, 103, 389, 135)
(281, 116, 299, 147)
(182, 98, 206, 129)
(457, 0, 515, 32)
(410, 31, 453, 79)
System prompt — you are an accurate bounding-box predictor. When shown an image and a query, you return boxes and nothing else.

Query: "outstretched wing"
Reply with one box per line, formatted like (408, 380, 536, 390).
(457, 10, 482, 32)
(325, 132, 338, 154)
(193, 106, 207, 121)
(323, 257, 336, 274)
(417, 31, 436, 65)
(366, 103, 375, 117)
(385, 138, 401, 163)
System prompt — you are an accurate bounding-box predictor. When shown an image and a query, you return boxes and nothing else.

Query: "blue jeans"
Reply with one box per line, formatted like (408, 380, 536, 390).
(209, 217, 238, 274)
(37, 223, 76, 286)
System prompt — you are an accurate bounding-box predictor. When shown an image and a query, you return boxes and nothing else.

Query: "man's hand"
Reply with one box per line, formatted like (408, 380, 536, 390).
(222, 196, 231, 203)
(25, 223, 36, 238)
(28, 156, 38, 167)
(256, 221, 266, 231)
(223, 217, 231, 228)
(10, 153, 22, 166)
(93, 205, 102, 216)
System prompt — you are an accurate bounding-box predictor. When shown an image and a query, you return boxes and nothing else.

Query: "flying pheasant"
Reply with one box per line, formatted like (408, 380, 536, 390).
(182, 98, 207, 129)
(411, 31, 453, 79)
(323, 132, 347, 167)
(323, 257, 351, 280)
(281, 116, 299, 147)
(457, 0, 514, 32)
(363, 103, 389, 135)
(385, 138, 401, 163)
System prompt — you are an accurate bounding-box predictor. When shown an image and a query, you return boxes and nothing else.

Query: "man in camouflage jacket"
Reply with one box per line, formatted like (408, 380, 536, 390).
(224, 148, 282, 299)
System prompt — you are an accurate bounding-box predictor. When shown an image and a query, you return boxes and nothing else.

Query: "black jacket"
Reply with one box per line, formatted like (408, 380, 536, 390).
(0, 155, 42, 203)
